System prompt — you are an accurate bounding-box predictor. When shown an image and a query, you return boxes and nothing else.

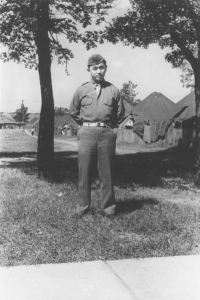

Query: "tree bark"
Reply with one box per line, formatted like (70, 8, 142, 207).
(194, 18, 200, 187)
(35, 1, 54, 179)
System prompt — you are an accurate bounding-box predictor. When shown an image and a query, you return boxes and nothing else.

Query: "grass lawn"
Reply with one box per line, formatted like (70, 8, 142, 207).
(0, 129, 200, 266)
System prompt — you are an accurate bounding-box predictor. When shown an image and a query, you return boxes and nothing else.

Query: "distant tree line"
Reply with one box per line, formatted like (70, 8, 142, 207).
(54, 107, 69, 117)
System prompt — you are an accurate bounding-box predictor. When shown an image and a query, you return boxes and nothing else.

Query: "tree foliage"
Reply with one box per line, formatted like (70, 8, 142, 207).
(13, 103, 30, 124)
(54, 106, 69, 117)
(180, 60, 195, 89)
(0, 0, 114, 178)
(120, 81, 140, 107)
(103, 0, 200, 186)
(179, 45, 197, 89)
(0, 0, 114, 72)
(104, 0, 199, 72)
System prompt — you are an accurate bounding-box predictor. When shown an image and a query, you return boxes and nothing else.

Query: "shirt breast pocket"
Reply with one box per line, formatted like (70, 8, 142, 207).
(104, 97, 114, 116)
(81, 97, 93, 117)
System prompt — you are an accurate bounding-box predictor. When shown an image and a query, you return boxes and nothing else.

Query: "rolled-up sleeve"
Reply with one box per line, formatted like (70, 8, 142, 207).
(69, 88, 83, 126)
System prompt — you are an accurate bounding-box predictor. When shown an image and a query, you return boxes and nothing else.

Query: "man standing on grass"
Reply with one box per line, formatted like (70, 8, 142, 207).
(69, 54, 124, 217)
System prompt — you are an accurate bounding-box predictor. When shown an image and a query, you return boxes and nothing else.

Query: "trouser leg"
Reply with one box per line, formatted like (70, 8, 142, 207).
(97, 127, 117, 215)
(77, 127, 97, 215)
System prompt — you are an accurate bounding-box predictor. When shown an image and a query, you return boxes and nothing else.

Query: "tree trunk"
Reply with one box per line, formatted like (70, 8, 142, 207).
(194, 18, 200, 187)
(35, 1, 54, 179)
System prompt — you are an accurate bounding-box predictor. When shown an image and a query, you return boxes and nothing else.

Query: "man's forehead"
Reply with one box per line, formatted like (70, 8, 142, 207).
(90, 62, 106, 68)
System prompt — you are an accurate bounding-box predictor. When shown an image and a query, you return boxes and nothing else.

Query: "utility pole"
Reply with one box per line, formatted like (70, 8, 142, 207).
(22, 100, 25, 131)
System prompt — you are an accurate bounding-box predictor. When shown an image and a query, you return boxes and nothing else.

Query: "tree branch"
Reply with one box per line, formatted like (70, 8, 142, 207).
(49, 31, 69, 75)
(170, 30, 198, 74)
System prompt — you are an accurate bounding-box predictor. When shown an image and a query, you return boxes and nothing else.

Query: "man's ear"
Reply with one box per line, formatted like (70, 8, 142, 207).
(103, 64, 107, 72)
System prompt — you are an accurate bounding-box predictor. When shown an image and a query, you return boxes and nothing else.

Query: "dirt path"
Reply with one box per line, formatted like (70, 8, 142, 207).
(25, 129, 78, 150)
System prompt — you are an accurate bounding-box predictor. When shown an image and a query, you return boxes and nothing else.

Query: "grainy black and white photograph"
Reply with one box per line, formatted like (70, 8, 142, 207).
(0, 0, 200, 299)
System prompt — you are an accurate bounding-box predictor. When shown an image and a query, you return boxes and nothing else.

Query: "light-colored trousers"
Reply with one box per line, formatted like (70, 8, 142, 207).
(77, 126, 117, 215)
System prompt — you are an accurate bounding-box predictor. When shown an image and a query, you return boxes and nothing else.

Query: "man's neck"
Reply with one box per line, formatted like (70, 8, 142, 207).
(91, 79, 105, 85)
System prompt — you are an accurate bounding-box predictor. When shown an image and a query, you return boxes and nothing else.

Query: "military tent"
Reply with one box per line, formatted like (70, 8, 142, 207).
(28, 117, 40, 126)
(0, 116, 20, 129)
(54, 113, 78, 136)
(33, 113, 78, 136)
(130, 92, 175, 142)
(118, 114, 144, 144)
(160, 91, 195, 147)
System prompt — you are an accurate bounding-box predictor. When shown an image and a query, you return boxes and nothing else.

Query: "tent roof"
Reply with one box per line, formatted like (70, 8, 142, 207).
(54, 113, 78, 128)
(55, 114, 71, 127)
(159, 91, 195, 136)
(28, 117, 40, 125)
(165, 91, 195, 123)
(131, 92, 175, 122)
(170, 91, 195, 122)
(0, 117, 19, 124)
(119, 114, 132, 128)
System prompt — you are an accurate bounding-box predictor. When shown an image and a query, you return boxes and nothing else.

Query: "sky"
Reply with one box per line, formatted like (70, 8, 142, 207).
(0, 0, 191, 113)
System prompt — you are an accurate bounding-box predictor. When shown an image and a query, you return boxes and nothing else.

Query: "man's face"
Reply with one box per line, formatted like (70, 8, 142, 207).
(88, 62, 107, 83)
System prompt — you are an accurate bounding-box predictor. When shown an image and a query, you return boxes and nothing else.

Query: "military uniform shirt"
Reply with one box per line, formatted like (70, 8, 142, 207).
(69, 80, 124, 127)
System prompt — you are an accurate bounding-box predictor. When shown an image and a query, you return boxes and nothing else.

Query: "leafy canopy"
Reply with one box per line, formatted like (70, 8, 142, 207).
(120, 81, 140, 107)
(179, 44, 197, 88)
(54, 106, 68, 117)
(180, 60, 195, 89)
(0, 0, 114, 71)
(13, 103, 30, 124)
(104, 0, 199, 72)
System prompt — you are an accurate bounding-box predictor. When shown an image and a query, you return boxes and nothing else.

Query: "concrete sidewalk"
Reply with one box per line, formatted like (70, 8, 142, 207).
(1, 255, 199, 300)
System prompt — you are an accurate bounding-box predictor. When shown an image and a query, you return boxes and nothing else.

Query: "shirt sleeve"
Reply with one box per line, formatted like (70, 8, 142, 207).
(116, 89, 125, 126)
(69, 88, 83, 126)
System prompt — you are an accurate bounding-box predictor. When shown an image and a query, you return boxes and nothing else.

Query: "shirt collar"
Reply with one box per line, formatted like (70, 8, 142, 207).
(91, 79, 106, 88)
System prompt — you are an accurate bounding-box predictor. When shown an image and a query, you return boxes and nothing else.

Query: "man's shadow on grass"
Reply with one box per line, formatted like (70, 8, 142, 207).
(116, 198, 159, 214)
